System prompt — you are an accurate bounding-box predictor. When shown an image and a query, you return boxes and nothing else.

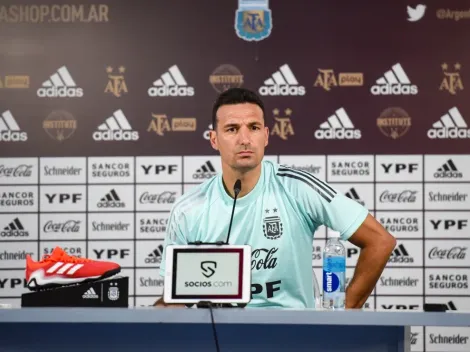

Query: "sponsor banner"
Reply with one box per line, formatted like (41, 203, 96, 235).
(327, 155, 374, 182)
(375, 268, 423, 295)
(278, 155, 326, 180)
(135, 240, 164, 267)
(136, 184, 181, 211)
(376, 211, 422, 238)
(0, 158, 38, 184)
(88, 185, 134, 212)
(425, 183, 470, 210)
(426, 327, 470, 352)
(88, 213, 134, 240)
(425, 212, 470, 239)
(0, 270, 28, 297)
(425, 296, 470, 311)
(0, 242, 37, 268)
(183, 156, 221, 183)
(424, 155, 470, 182)
(375, 155, 423, 182)
(88, 157, 134, 184)
(136, 268, 164, 295)
(39, 157, 86, 184)
(87, 241, 134, 267)
(136, 213, 169, 240)
(0, 214, 38, 241)
(0, 186, 38, 212)
(40, 185, 86, 212)
(40, 213, 86, 240)
(387, 240, 423, 267)
(136, 156, 182, 183)
(411, 326, 424, 352)
(426, 268, 469, 295)
(425, 240, 470, 267)
(376, 296, 423, 310)
(375, 183, 423, 210)
(311, 238, 325, 267)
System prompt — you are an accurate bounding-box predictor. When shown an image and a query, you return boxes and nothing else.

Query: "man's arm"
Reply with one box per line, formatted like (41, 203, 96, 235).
(345, 214, 396, 309)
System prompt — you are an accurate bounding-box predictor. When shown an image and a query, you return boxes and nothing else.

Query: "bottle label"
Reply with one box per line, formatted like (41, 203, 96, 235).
(322, 257, 346, 309)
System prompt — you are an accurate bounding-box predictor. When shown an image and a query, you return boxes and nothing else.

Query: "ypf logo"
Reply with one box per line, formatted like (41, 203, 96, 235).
(201, 261, 217, 278)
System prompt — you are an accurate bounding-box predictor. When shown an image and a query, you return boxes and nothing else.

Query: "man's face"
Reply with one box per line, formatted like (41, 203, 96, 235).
(210, 103, 268, 172)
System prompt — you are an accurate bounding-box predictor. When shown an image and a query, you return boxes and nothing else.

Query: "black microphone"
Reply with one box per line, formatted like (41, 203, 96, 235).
(225, 179, 241, 244)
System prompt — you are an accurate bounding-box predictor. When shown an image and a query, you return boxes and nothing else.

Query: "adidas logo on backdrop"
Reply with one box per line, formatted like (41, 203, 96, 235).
(314, 108, 361, 140)
(370, 63, 418, 96)
(93, 109, 139, 141)
(427, 107, 470, 139)
(1, 218, 29, 237)
(148, 65, 194, 97)
(97, 189, 125, 208)
(193, 161, 217, 180)
(388, 244, 413, 264)
(345, 188, 365, 206)
(434, 159, 463, 179)
(0, 110, 28, 142)
(37, 66, 83, 98)
(259, 64, 305, 96)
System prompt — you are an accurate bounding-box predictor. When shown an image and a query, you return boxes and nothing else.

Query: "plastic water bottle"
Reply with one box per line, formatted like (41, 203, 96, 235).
(322, 237, 346, 310)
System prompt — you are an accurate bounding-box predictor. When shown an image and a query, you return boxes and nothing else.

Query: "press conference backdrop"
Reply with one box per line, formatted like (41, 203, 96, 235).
(0, 0, 469, 350)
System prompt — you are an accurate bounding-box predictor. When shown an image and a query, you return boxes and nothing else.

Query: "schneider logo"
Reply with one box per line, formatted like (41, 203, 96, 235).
(314, 107, 361, 140)
(388, 244, 414, 264)
(259, 64, 305, 96)
(370, 63, 418, 95)
(0, 110, 28, 142)
(93, 109, 139, 141)
(148, 65, 194, 97)
(37, 66, 83, 98)
(428, 107, 470, 139)
(97, 189, 125, 208)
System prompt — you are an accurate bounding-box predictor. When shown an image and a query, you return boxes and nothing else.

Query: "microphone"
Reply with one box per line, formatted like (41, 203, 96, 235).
(225, 179, 241, 244)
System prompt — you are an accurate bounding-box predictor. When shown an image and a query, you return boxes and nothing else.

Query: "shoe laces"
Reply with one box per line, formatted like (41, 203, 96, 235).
(41, 252, 93, 264)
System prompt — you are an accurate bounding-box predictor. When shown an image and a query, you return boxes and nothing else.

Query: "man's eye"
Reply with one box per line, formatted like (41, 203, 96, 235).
(252, 126, 260, 130)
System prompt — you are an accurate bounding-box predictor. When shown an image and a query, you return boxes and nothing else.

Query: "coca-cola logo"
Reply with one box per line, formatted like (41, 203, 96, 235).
(140, 191, 176, 204)
(0, 164, 33, 177)
(44, 220, 81, 233)
(380, 190, 417, 203)
(251, 248, 278, 271)
(429, 246, 467, 260)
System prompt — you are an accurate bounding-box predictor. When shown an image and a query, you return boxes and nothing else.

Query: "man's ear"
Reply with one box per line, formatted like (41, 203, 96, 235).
(264, 126, 269, 147)
(210, 129, 218, 150)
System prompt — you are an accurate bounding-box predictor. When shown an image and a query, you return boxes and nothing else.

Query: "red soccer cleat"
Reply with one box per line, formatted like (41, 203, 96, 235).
(26, 246, 121, 290)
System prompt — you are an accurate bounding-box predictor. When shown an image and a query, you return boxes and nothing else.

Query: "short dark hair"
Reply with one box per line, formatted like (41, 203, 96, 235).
(211, 87, 265, 130)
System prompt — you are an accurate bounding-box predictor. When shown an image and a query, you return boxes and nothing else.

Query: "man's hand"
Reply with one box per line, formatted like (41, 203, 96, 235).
(345, 213, 396, 309)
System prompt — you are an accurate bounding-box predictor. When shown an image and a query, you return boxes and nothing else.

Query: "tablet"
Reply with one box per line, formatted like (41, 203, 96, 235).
(163, 244, 252, 304)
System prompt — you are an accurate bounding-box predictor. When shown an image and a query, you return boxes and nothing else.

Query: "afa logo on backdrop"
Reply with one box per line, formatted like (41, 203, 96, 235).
(235, 0, 272, 42)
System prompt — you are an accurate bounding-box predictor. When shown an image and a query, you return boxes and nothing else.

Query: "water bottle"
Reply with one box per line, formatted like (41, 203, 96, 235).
(322, 237, 346, 309)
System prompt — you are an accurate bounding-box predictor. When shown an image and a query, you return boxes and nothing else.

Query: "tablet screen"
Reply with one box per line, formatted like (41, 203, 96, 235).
(170, 248, 244, 300)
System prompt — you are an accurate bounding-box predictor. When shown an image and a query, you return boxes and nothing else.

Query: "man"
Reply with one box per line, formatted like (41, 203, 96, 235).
(154, 87, 396, 308)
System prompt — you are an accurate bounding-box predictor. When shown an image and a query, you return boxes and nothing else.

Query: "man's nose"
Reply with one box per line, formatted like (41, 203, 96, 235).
(238, 127, 251, 144)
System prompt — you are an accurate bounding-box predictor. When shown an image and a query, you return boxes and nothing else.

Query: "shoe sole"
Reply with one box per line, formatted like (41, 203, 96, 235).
(27, 267, 121, 291)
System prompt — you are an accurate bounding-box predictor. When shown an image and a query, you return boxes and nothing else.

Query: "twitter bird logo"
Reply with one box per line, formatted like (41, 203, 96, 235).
(407, 4, 426, 22)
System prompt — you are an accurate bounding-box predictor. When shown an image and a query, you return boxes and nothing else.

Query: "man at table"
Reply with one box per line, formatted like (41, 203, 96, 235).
(154, 87, 396, 308)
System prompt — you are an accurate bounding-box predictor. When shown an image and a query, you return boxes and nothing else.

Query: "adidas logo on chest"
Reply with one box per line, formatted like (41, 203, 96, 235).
(37, 66, 83, 98)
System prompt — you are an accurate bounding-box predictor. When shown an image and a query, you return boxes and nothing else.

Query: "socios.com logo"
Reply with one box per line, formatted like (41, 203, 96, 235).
(184, 281, 232, 287)
(201, 261, 217, 278)
(323, 271, 340, 293)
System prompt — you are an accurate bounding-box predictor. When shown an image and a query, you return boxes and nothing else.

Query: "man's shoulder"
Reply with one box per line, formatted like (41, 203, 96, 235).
(171, 176, 218, 217)
(271, 162, 337, 202)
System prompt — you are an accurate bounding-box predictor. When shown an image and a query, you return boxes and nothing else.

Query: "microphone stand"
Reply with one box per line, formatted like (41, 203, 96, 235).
(187, 179, 246, 309)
